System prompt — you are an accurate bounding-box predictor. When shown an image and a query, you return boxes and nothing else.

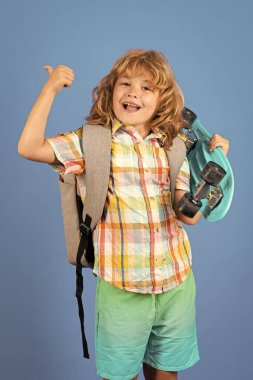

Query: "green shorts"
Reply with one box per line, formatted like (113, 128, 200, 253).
(95, 269, 200, 380)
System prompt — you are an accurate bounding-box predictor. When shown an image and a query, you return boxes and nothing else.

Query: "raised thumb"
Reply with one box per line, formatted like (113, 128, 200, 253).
(43, 65, 54, 75)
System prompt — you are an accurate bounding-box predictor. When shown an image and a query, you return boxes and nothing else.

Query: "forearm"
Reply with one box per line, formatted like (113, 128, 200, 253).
(176, 209, 202, 225)
(18, 84, 56, 157)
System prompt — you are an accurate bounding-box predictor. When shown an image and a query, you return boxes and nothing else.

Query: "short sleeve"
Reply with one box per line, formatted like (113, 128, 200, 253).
(45, 126, 84, 175)
(175, 156, 190, 192)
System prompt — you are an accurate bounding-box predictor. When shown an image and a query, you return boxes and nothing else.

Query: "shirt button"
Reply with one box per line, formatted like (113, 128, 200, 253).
(150, 197, 155, 202)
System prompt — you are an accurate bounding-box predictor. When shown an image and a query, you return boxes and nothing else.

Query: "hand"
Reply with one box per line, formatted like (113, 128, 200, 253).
(43, 65, 75, 95)
(209, 134, 230, 156)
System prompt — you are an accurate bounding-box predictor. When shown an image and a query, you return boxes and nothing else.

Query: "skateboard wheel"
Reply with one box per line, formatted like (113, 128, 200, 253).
(200, 161, 226, 186)
(182, 107, 197, 127)
(177, 193, 202, 218)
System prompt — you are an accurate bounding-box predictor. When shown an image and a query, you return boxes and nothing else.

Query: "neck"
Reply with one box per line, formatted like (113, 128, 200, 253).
(135, 125, 152, 139)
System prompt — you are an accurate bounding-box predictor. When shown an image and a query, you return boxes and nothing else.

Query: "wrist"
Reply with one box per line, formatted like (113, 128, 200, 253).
(41, 83, 57, 97)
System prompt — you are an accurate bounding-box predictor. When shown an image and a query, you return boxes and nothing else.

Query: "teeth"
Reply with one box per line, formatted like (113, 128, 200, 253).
(123, 102, 140, 108)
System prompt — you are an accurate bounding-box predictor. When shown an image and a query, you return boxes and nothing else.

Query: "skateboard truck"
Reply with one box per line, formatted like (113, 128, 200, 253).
(177, 161, 226, 218)
(207, 187, 223, 209)
(185, 129, 198, 152)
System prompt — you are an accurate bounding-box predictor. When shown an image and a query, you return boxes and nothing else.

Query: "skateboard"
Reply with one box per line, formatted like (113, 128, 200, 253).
(177, 107, 234, 222)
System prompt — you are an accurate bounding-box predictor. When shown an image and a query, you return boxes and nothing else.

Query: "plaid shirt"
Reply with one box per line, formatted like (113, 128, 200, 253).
(46, 120, 192, 294)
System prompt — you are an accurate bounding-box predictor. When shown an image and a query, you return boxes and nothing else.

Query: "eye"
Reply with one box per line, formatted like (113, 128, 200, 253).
(121, 82, 130, 86)
(142, 86, 153, 91)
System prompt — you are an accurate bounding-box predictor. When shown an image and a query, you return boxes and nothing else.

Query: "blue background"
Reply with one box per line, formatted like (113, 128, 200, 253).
(1, 0, 252, 379)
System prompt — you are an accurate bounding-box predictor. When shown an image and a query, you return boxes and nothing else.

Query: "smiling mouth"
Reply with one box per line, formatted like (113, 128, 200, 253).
(122, 102, 141, 111)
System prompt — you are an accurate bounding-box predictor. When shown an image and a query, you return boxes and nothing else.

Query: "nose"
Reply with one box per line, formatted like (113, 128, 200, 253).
(128, 93, 138, 99)
(127, 84, 140, 99)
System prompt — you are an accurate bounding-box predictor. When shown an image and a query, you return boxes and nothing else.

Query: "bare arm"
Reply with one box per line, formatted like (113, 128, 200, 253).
(17, 65, 75, 164)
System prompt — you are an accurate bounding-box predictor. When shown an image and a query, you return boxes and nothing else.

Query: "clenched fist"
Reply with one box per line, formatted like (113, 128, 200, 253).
(43, 65, 75, 95)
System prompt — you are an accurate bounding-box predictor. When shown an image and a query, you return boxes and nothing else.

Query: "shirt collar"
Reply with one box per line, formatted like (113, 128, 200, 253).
(112, 118, 124, 135)
(111, 118, 167, 144)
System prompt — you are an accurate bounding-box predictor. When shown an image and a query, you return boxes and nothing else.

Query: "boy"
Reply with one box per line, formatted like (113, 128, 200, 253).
(18, 50, 229, 380)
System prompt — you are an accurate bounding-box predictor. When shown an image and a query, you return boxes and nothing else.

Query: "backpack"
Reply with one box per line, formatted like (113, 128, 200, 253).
(58, 123, 187, 359)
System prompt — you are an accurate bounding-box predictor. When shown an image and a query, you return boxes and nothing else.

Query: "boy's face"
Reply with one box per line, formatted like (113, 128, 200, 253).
(112, 71, 159, 133)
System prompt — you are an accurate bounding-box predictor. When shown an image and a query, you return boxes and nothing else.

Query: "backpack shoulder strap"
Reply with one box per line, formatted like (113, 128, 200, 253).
(74, 123, 111, 359)
(165, 135, 186, 206)
(82, 123, 112, 228)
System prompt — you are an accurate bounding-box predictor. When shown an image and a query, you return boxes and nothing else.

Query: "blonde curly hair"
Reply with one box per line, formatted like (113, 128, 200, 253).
(86, 49, 186, 148)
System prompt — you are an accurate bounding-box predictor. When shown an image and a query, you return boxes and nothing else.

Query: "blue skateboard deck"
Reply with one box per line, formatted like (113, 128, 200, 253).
(180, 108, 234, 222)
